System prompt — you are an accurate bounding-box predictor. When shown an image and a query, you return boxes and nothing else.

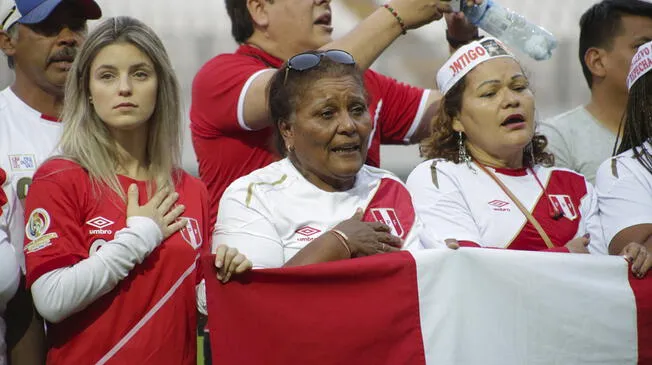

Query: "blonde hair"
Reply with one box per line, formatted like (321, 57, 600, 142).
(58, 16, 181, 200)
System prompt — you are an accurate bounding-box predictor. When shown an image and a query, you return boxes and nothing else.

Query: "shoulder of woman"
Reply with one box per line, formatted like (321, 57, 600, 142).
(33, 158, 86, 182)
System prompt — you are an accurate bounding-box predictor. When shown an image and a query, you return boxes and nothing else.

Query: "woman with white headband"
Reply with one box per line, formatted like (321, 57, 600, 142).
(406, 38, 607, 254)
(595, 40, 652, 279)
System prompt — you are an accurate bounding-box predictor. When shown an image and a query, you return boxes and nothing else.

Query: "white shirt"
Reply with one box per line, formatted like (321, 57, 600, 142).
(0, 87, 62, 365)
(214, 158, 424, 268)
(0, 87, 62, 269)
(539, 106, 616, 184)
(595, 141, 652, 249)
(406, 159, 607, 254)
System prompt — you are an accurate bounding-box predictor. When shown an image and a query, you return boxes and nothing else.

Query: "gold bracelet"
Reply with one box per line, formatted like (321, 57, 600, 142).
(330, 229, 352, 258)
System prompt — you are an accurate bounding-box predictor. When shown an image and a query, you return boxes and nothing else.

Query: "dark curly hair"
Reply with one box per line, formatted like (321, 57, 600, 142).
(420, 74, 554, 167)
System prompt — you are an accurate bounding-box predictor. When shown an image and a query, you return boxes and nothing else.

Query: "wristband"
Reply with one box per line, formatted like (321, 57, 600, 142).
(383, 4, 407, 35)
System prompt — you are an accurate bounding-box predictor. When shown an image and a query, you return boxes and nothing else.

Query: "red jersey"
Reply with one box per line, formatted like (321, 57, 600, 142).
(24, 159, 209, 365)
(190, 45, 429, 219)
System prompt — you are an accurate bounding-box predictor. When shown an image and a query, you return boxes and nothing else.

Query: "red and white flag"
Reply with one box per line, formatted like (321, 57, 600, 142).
(202, 249, 652, 365)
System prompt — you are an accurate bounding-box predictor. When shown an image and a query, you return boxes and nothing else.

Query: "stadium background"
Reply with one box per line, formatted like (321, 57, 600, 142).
(0, 1, 601, 363)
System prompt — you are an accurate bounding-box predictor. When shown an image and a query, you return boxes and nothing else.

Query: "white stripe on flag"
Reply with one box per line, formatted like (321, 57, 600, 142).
(415, 249, 638, 364)
(96, 258, 198, 365)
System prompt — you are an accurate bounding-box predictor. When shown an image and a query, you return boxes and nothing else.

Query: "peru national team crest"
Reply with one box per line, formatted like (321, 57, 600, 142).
(180, 217, 202, 249)
(548, 195, 578, 221)
(371, 208, 404, 237)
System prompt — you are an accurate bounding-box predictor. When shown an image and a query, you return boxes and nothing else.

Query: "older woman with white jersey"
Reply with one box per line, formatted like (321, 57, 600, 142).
(595, 40, 652, 279)
(214, 50, 423, 269)
(407, 38, 606, 254)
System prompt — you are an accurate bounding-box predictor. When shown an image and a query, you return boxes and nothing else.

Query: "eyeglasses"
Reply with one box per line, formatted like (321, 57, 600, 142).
(284, 50, 355, 84)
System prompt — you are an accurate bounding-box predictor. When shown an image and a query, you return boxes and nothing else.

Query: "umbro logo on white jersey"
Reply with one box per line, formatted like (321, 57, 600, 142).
(87, 216, 114, 235)
(488, 200, 511, 212)
(295, 226, 321, 242)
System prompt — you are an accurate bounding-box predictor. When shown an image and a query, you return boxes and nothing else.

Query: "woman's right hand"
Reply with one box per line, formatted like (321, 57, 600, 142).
(126, 184, 186, 239)
(333, 209, 402, 258)
(565, 235, 590, 254)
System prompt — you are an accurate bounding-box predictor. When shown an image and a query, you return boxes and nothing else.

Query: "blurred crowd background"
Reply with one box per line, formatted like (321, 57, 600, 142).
(0, 0, 599, 179)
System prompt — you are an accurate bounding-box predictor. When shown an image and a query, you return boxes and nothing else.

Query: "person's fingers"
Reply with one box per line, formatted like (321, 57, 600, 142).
(377, 232, 402, 247)
(126, 184, 139, 216)
(632, 246, 648, 274)
(163, 218, 186, 239)
(235, 258, 253, 274)
(163, 204, 185, 225)
(445, 239, 460, 250)
(367, 221, 391, 233)
(352, 208, 364, 221)
(380, 243, 400, 253)
(622, 243, 641, 263)
(220, 247, 238, 280)
(148, 186, 169, 209)
(158, 191, 179, 214)
(214, 245, 227, 270)
(637, 255, 652, 279)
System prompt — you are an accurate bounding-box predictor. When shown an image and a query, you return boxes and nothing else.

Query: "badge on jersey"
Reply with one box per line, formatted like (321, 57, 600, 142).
(0, 168, 7, 215)
(370, 208, 404, 237)
(180, 217, 202, 249)
(548, 195, 578, 221)
(24, 208, 58, 253)
(8, 154, 37, 171)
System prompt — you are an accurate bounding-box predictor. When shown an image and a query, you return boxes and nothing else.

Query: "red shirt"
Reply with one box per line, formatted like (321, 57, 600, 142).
(24, 159, 209, 365)
(190, 45, 428, 219)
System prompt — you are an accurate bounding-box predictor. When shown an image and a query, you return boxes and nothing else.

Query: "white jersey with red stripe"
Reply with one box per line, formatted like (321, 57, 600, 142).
(596, 141, 652, 248)
(214, 158, 424, 268)
(407, 159, 607, 254)
(0, 87, 62, 270)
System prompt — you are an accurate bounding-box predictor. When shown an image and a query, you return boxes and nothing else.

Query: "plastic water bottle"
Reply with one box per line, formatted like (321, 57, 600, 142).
(462, 0, 558, 61)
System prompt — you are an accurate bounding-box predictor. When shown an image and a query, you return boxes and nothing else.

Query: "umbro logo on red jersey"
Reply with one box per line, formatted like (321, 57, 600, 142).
(488, 200, 511, 212)
(295, 226, 321, 242)
(87, 216, 114, 235)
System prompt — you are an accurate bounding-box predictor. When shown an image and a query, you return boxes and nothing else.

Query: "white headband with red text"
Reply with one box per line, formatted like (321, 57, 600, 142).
(436, 37, 516, 95)
(628, 40, 652, 91)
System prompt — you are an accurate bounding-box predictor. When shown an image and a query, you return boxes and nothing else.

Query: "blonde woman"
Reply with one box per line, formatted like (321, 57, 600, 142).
(22, 17, 249, 365)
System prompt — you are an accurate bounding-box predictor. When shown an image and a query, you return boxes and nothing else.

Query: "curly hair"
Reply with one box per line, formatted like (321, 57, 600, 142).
(420, 75, 554, 167)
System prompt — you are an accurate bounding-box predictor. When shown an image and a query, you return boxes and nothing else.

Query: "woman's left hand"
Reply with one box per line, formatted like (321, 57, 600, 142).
(214, 245, 252, 283)
(621, 242, 652, 279)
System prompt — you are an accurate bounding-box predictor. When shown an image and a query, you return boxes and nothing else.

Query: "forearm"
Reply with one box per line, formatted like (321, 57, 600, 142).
(6, 279, 46, 365)
(284, 232, 350, 267)
(31, 217, 162, 323)
(319, 8, 403, 70)
(609, 234, 652, 255)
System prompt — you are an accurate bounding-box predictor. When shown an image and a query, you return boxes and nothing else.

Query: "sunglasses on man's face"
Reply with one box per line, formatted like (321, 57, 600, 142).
(284, 50, 356, 84)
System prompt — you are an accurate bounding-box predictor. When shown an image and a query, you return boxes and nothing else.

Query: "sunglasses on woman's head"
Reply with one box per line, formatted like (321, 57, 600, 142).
(284, 50, 356, 85)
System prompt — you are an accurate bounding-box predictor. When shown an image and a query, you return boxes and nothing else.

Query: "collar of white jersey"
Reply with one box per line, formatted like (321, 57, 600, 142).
(436, 37, 517, 95)
(628, 40, 652, 90)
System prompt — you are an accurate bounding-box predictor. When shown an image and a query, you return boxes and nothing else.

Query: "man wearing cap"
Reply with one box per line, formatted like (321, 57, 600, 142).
(190, 0, 484, 223)
(0, 0, 100, 363)
(540, 0, 652, 184)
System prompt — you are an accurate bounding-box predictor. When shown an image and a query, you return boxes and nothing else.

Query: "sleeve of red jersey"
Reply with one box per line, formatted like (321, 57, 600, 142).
(406, 162, 483, 248)
(23, 162, 88, 287)
(190, 54, 272, 137)
(366, 70, 430, 145)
